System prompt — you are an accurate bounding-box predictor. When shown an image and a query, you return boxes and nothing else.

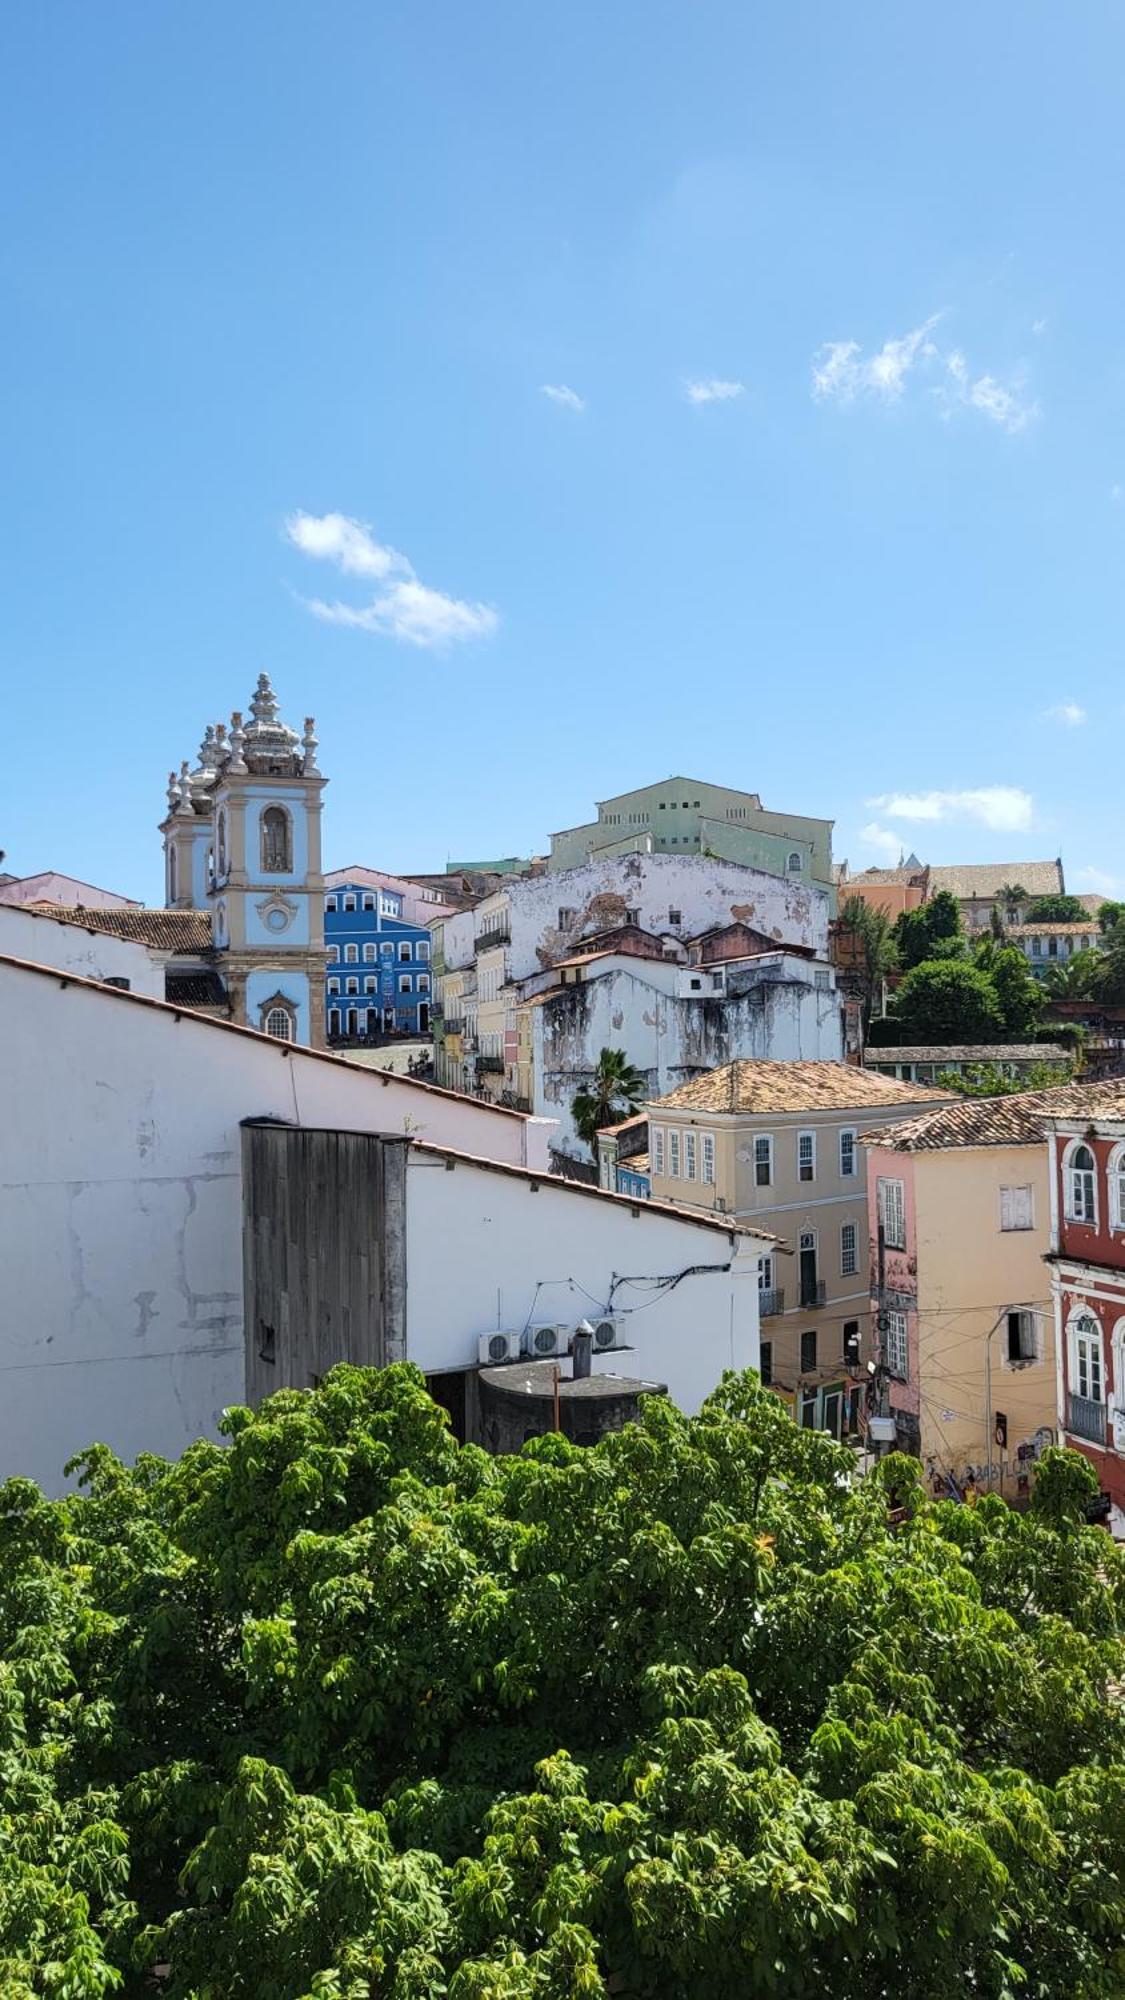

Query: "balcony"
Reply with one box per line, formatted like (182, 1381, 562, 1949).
(477, 1053, 504, 1074)
(758, 1287, 785, 1318)
(799, 1280, 827, 1309)
(443, 1017, 464, 1036)
(1067, 1393, 1107, 1445)
(476, 922, 510, 951)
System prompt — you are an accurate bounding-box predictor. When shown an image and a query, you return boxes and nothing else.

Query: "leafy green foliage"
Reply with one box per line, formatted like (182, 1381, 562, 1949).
(935, 1060, 1073, 1098)
(894, 959, 1004, 1043)
(2, 1367, 1125, 1996)
(894, 890, 963, 971)
(1023, 895, 1090, 924)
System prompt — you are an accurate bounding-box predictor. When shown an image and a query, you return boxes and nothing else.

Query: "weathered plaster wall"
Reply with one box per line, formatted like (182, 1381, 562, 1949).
(0, 906, 164, 997)
(0, 959, 554, 1491)
(510, 854, 828, 977)
(534, 960, 843, 1158)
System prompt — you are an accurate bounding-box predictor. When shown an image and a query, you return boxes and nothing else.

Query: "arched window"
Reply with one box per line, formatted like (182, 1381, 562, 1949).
(787, 850, 803, 873)
(261, 805, 292, 873)
(1065, 1142, 1097, 1225)
(216, 809, 228, 877)
(1109, 1144, 1125, 1231)
(168, 845, 178, 901)
(265, 1007, 293, 1041)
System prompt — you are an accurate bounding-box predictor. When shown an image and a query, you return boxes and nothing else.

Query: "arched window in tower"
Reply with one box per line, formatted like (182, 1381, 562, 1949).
(216, 809, 228, 878)
(265, 1006, 293, 1041)
(261, 805, 292, 874)
(168, 845, 178, 901)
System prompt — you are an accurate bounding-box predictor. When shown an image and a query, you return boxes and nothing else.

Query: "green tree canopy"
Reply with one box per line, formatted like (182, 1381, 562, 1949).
(2, 1365, 1125, 1997)
(935, 1059, 1073, 1098)
(971, 940, 1045, 1040)
(1023, 894, 1091, 923)
(836, 895, 899, 1035)
(894, 890, 964, 971)
(894, 957, 1004, 1044)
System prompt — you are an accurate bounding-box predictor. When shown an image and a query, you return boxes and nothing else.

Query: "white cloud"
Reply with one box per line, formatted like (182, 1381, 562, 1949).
(285, 510, 409, 581)
(813, 318, 1037, 431)
(1032, 317, 1047, 335)
(1043, 700, 1086, 727)
(867, 786, 1034, 833)
(541, 384, 585, 412)
(812, 317, 940, 404)
(685, 377, 745, 405)
(1112, 483, 1122, 503)
(859, 821, 905, 861)
(286, 511, 498, 650)
(1075, 866, 1119, 896)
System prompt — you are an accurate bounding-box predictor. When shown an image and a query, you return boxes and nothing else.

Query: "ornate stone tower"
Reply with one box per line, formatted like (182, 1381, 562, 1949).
(160, 675, 328, 1047)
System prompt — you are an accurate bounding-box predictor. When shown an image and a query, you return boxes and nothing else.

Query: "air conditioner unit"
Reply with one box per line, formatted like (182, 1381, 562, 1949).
(478, 1329, 523, 1366)
(589, 1315, 624, 1352)
(526, 1323, 571, 1359)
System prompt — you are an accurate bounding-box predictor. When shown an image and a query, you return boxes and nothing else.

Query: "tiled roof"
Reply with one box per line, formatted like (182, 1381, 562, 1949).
(843, 865, 928, 886)
(648, 1060, 955, 1115)
(861, 1077, 1125, 1152)
(28, 903, 213, 952)
(1007, 922, 1101, 938)
(927, 861, 1063, 900)
(165, 969, 229, 1008)
(867, 1043, 1067, 1062)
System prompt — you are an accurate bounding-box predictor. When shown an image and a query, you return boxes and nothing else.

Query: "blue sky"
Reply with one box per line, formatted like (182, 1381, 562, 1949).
(3, 2, 1124, 904)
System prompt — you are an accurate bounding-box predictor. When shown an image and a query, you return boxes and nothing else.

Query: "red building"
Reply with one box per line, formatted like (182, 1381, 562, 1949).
(1048, 1090, 1125, 1521)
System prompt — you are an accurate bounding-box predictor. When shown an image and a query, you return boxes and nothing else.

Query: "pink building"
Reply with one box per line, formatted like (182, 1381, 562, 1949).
(1048, 1086, 1125, 1521)
(0, 870, 139, 910)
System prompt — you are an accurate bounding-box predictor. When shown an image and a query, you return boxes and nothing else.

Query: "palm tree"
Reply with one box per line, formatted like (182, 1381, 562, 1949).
(1043, 951, 1099, 1001)
(572, 1047, 647, 1153)
(996, 882, 1028, 924)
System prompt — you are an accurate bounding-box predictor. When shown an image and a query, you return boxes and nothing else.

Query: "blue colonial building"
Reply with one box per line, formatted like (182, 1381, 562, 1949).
(325, 881, 433, 1041)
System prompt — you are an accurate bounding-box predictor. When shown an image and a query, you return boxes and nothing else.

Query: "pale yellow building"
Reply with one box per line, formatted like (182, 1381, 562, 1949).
(644, 1061, 951, 1437)
(860, 1092, 1064, 1496)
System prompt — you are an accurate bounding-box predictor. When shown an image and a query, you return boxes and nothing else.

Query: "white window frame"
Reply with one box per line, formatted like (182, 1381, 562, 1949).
(325, 893, 337, 912)
(701, 1132, 715, 1185)
(363, 943, 377, 962)
(652, 1126, 666, 1176)
(398, 942, 412, 962)
(344, 943, 358, 964)
(839, 1128, 857, 1179)
(1004, 1308, 1041, 1367)
(327, 976, 340, 995)
(364, 976, 376, 993)
(840, 1220, 858, 1277)
(1069, 1309, 1104, 1405)
(399, 974, 412, 993)
(1110, 1143, 1125, 1232)
(999, 1185, 1035, 1232)
(668, 1128, 681, 1178)
(878, 1177, 906, 1250)
(417, 973, 430, 993)
(885, 1310, 908, 1380)
(380, 941, 394, 957)
(684, 1130, 697, 1181)
(797, 1130, 816, 1183)
(417, 940, 430, 961)
(345, 977, 359, 996)
(753, 1134, 773, 1187)
(362, 892, 376, 910)
(759, 1253, 774, 1291)
(343, 892, 357, 912)
(1064, 1140, 1098, 1226)
(327, 945, 339, 963)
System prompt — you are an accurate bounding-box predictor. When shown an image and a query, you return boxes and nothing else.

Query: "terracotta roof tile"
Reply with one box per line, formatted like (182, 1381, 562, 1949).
(861, 1077, 1125, 1152)
(927, 861, 1063, 900)
(1006, 922, 1101, 938)
(868, 1043, 1066, 1062)
(28, 903, 213, 952)
(648, 1060, 956, 1115)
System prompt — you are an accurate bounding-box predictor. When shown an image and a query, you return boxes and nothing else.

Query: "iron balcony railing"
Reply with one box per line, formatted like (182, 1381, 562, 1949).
(476, 1053, 504, 1074)
(443, 1017, 464, 1035)
(1068, 1393, 1106, 1444)
(758, 1287, 785, 1318)
(799, 1280, 827, 1309)
(476, 923, 511, 951)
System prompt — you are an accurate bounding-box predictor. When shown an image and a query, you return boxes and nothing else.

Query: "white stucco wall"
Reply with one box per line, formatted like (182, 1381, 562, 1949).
(0, 957, 554, 1491)
(0, 906, 164, 997)
(533, 960, 844, 1157)
(404, 1149, 763, 1414)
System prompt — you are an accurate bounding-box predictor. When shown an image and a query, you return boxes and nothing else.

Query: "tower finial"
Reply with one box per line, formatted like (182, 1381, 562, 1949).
(228, 711, 248, 775)
(198, 722, 219, 771)
(175, 760, 194, 817)
(249, 672, 279, 725)
(166, 769, 180, 812)
(302, 716, 320, 776)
